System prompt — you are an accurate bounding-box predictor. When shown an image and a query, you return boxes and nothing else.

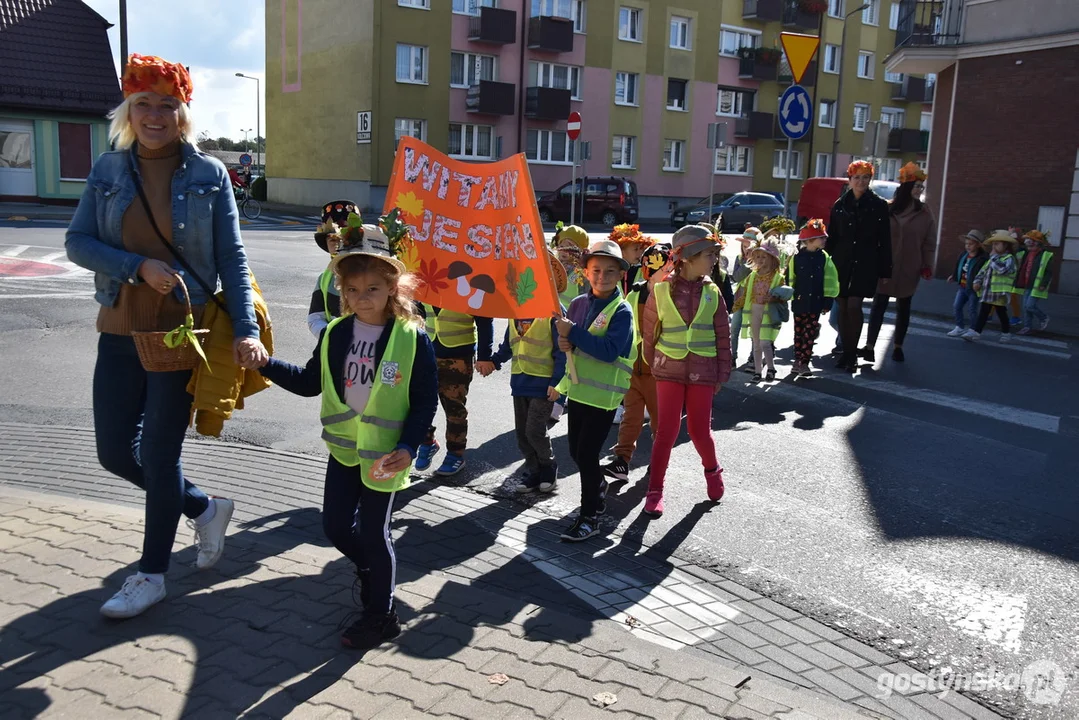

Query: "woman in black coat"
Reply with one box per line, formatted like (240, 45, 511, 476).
(826, 161, 892, 371)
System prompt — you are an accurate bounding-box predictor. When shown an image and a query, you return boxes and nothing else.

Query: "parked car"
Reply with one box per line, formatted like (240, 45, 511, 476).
(795, 177, 899, 225)
(670, 193, 735, 228)
(536, 177, 639, 226)
(713, 192, 786, 233)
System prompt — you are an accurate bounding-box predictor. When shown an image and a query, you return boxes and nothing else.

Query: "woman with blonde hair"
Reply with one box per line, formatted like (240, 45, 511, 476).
(66, 54, 268, 619)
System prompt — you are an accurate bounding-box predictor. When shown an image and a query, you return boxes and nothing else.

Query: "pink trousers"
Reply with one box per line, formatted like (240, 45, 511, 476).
(649, 380, 719, 488)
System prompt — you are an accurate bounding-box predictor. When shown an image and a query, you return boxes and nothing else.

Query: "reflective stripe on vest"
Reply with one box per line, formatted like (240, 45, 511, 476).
(432, 308, 476, 348)
(1016, 250, 1052, 299)
(653, 281, 719, 359)
(319, 269, 334, 322)
(420, 303, 437, 341)
(557, 293, 637, 411)
(989, 255, 1016, 295)
(509, 319, 555, 377)
(319, 316, 416, 492)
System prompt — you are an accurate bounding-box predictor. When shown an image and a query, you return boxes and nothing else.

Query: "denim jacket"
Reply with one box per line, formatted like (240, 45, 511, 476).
(65, 143, 259, 339)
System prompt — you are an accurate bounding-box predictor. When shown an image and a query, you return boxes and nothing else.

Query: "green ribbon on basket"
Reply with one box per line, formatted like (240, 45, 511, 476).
(163, 313, 210, 370)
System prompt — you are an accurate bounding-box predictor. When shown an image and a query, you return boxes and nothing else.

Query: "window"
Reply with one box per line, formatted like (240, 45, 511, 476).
(670, 15, 691, 49)
(530, 61, 582, 100)
(715, 145, 752, 175)
(862, 0, 879, 26)
(666, 78, 688, 111)
(399, 0, 429, 7)
(857, 51, 874, 79)
(58, 122, 91, 180)
(884, 70, 903, 83)
(532, 0, 572, 16)
(573, 0, 586, 32)
(828, 0, 843, 18)
(878, 158, 899, 182)
(612, 135, 635, 168)
(453, 0, 495, 14)
(448, 123, 493, 160)
(614, 71, 639, 105)
(889, 1, 900, 30)
(772, 149, 802, 179)
(719, 26, 760, 56)
(619, 7, 642, 41)
(920, 111, 932, 131)
(823, 44, 841, 74)
(717, 87, 753, 117)
(663, 140, 685, 171)
(394, 118, 426, 144)
(853, 103, 870, 131)
(818, 99, 836, 128)
(880, 107, 905, 130)
(527, 129, 574, 164)
(396, 44, 428, 84)
(815, 153, 833, 178)
(451, 52, 497, 88)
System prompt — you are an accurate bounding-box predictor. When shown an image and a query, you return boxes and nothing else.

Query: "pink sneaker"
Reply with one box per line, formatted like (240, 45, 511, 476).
(643, 490, 664, 517)
(705, 467, 725, 502)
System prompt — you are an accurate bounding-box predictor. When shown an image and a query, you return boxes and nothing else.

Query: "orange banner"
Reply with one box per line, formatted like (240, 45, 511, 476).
(382, 137, 559, 319)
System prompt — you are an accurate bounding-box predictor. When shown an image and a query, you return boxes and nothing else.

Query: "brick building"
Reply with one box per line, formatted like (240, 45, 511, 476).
(887, 0, 1079, 293)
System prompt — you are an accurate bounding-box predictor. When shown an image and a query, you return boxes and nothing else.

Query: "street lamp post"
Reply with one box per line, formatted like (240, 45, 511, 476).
(235, 73, 260, 173)
(241, 128, 252, 148)
(831, 3, 869, 177)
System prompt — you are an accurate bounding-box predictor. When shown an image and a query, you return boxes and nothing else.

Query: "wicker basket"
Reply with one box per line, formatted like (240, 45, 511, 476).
(132, 275, 209, 373)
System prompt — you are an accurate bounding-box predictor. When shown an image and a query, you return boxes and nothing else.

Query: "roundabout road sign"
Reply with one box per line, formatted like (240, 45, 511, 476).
(779, 85, 812, 140)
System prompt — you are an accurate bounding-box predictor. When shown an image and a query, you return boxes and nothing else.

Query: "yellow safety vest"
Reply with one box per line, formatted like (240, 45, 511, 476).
(422, 304, 477, 348)
(989, 254, 1017, 295)
(1013, 250, 1052, 299)
(318, 268, 335, 322)
(319, 316, 416, 492)
(556, 293, 637, 411)
(740, 271, 785, 343)
(654, 281, 719, 359)
(786, 250, 840, 298)
(509, 319, 555, 378)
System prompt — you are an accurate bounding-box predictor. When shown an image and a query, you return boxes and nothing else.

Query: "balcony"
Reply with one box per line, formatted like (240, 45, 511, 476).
(738, 52, 779, 81)
(920, 129, 930, 152)
(894, 0, 964, 49)
(742, 0, 782, 22)
(466, 81, 516, 116)
(734, 112, 775, 140)
(528, 15, 574, 53)
(891, 75, 927, 102)
(467, 7, 517, 45)
(778, 61, 817, 87)
(887, 128, 924, 153)
(525, 86, 571, 120)
(782, 0, 819, 30)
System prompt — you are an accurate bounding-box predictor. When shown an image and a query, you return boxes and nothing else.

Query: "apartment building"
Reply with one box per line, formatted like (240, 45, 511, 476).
(887, 0, 1079, 292)
(266, 0, 932, 218)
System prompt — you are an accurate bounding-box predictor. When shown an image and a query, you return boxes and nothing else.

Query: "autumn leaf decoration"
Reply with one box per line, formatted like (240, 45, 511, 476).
(417, 258, 450, 296)
(395, 191, 424, 220)
(505, 264, 537, 307)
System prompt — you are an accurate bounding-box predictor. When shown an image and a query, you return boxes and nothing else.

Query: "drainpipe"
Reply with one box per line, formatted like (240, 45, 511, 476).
(516, 4, 528, 155)
(805, 9, 824, 180)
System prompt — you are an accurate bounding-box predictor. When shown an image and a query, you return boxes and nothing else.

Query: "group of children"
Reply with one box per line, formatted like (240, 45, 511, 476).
(945, 227, 1054, 342)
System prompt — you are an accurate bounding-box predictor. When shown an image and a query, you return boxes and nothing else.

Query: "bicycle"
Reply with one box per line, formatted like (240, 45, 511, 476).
(233, 185, 262, 220)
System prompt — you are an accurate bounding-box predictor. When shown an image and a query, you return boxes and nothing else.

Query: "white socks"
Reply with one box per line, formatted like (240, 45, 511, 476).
(136, 571, 164, 585)
(194, 498, 217, 527)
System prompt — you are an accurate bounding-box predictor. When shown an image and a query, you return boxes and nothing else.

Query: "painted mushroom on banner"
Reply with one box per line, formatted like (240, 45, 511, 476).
(382, 136, 560, 319)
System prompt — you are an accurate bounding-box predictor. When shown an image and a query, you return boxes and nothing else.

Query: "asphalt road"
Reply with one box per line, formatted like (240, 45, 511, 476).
(2, 219, 1077, 719)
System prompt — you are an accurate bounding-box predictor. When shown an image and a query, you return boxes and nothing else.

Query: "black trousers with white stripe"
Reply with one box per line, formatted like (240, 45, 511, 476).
(323, 456, 397, 616)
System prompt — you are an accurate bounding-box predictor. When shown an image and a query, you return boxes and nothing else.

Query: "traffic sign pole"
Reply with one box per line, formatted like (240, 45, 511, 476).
(566, 111, 582, 227)
(784, 136, 794, 219)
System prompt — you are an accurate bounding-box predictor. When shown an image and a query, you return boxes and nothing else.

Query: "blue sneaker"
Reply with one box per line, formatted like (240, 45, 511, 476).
(435, 453, 466, 476)
(415, 442, 439, 471)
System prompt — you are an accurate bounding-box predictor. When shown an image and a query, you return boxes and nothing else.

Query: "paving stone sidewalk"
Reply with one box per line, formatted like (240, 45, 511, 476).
(0, 423, 1003, 719)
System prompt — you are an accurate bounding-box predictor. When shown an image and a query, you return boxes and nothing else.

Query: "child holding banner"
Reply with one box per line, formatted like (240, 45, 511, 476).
(307, 200, 358, 338)
(490, 249, 569, 493)
(550, 223, 590, 425)
(554, 240, 636, 542)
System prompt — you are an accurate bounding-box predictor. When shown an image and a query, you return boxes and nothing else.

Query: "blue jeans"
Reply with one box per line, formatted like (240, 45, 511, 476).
(953, 287, 980, 329)
(730, 310, 743, 362)
(1023, 289, 1047, 328)
(93, 333, 209, 574)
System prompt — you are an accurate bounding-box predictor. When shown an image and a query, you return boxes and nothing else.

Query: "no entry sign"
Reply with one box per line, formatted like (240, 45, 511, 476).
(566, 111, 582, 140)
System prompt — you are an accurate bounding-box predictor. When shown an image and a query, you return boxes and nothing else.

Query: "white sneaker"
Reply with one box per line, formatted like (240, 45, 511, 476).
(100, 575, 166, 619)
(999, 333, 1013, 344)
(947, 326, 965, 337)
(1039, 316, 1050, 331)
(188, 497, 234, 570)
(961, 329, 980, 342)
(613, 405, 625, 424)
(643, 408, 651, 422)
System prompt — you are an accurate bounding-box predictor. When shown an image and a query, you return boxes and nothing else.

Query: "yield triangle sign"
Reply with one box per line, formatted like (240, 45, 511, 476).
(780, 32, 821, 85)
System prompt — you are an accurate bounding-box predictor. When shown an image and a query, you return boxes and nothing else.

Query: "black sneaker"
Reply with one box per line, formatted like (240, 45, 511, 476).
(597, 479, 609, 516)
(537, 464, 557, 493)
(515, 473, 543, 494)
(601, 457, 629, 482)
(340, 610, 401, 649)
(859, 346, 875, 363)
(353, 567, 371, 611)
(560, 516, 599, 543)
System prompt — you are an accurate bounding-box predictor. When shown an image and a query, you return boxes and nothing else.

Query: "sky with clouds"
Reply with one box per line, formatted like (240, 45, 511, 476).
(82, 0, 265, 143)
